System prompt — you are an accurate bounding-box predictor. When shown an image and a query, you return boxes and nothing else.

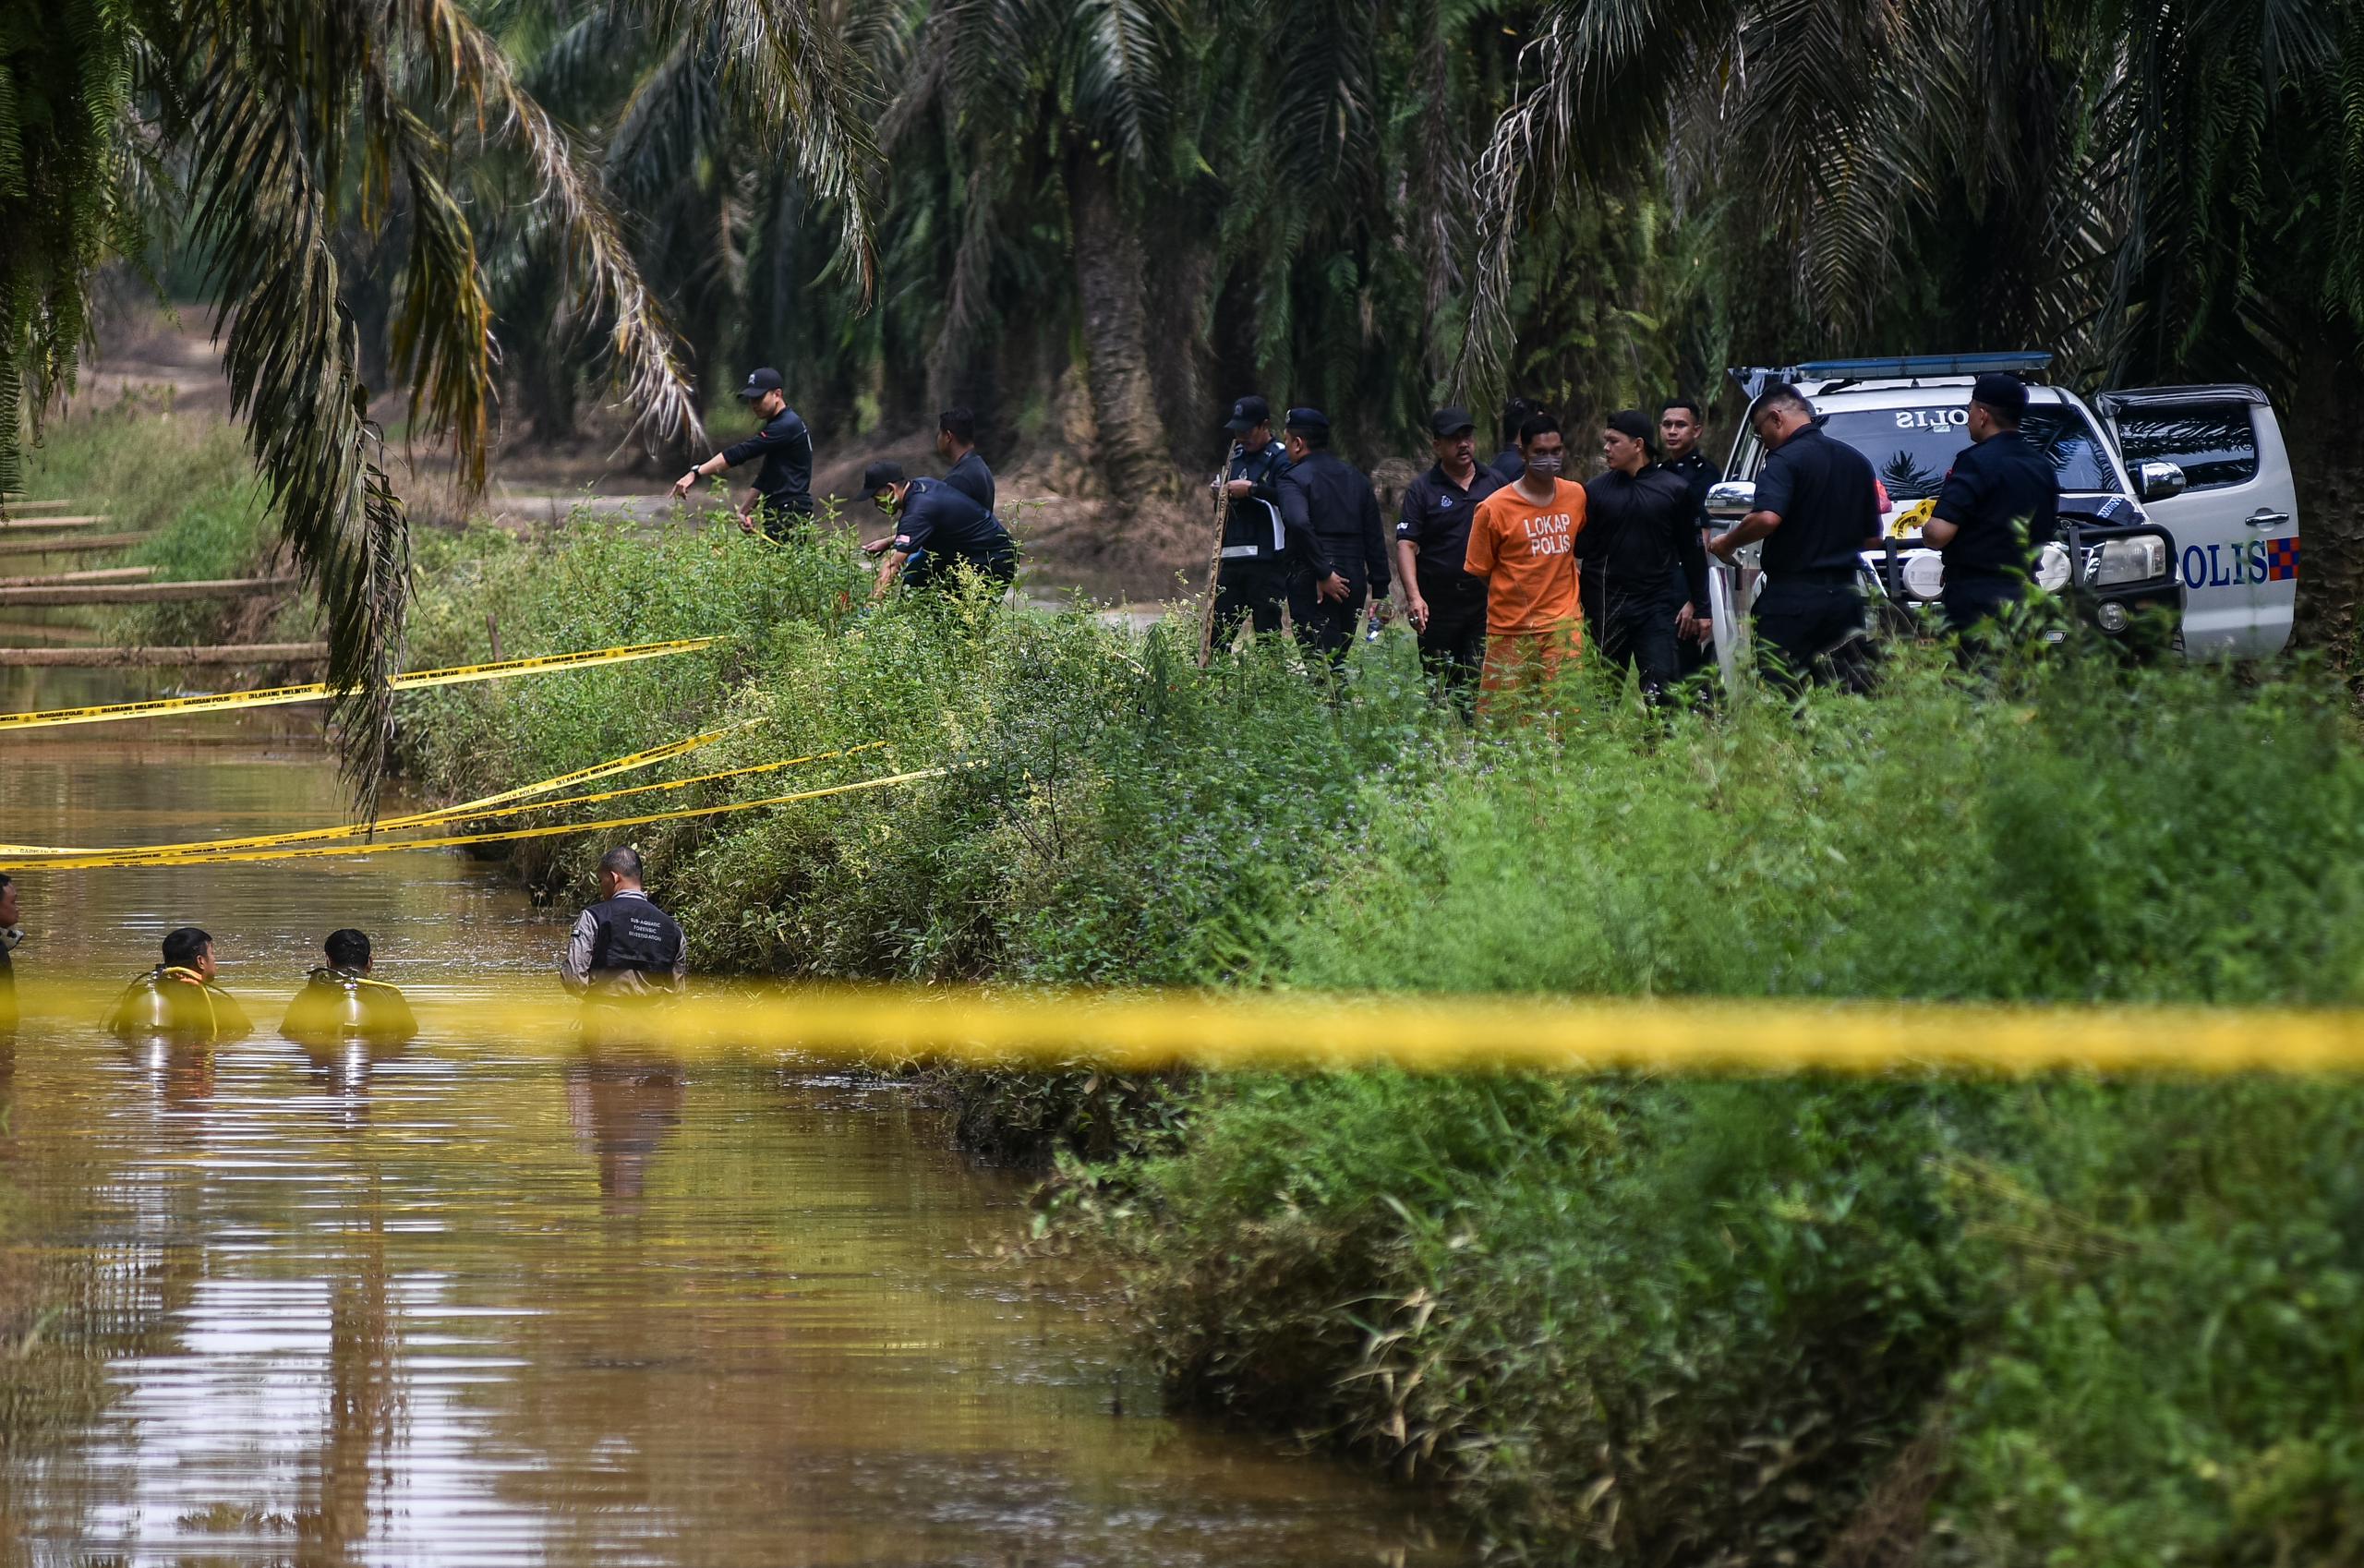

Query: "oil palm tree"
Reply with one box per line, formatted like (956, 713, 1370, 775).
(1, 0, 879, 801)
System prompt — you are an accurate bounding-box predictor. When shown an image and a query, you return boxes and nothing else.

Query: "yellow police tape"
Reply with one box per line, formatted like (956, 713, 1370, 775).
(2, 737, 887, 863)
(15, 980, 2364, 1075)
(0, 636, 722, 732)
(16, 766, 953, 870)
(0, 723, 757, 858)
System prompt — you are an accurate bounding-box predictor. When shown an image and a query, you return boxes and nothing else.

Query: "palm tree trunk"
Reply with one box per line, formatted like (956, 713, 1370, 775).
(2289, 341, 2364, 669)
(1062, 143, 1176, 527)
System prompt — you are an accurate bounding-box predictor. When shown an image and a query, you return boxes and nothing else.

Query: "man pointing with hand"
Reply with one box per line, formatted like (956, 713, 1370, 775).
(670, 368, 814, 541)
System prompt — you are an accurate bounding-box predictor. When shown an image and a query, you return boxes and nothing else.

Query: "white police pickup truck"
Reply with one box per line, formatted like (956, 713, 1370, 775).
(1706, 354, 2299, 658)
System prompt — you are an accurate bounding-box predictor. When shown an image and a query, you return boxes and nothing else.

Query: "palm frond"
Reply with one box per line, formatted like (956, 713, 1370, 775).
(638, 0, 884, 302)
(175, 11, 410, 807)
(393, 0, 705, 451)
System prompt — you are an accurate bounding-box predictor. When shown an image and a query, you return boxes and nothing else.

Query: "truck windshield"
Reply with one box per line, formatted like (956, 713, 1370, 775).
(1811, 404, 2122, 499)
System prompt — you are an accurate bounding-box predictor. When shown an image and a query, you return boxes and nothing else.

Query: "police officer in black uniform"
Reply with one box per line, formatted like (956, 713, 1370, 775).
(1490, 397, 1541, 481)
(561, 848, 687, 1003)
(1277, 408, 1390, 661)
(1584, 410, 1709, 701)
(1659, 399, 1718, 670)
(671, 368, 815, 540)
(1708, 383, 1880, 689)
(936, 406, 995, 513)
(1393, 406, 1502, 695)
(861, 460, 1018, 597)
(1210, 395, 1296, 641)
(0, 874, 18, 1033)
(1924, 372, 2060, 633)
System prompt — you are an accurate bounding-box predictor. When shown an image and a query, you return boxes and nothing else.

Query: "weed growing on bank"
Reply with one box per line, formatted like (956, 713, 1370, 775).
(403, 509, 1445, 981)
(413, 514, 2364, 1563)
(15, 396, 291, 645)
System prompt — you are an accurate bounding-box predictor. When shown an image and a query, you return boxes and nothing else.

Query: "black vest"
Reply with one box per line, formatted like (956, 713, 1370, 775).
(1221, 441, 1291, 559)
(586, 896, 685, 977)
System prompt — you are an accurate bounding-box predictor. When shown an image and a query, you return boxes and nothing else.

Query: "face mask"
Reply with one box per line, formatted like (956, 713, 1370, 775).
(1527, 453, 1564, 476)
(0, 926, 21, 953)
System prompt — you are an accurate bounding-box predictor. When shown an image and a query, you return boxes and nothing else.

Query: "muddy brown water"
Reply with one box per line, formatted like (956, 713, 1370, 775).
(0, 694, 1467, 1565)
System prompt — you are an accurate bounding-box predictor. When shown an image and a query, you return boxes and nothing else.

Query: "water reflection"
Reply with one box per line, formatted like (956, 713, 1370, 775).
(566, 1048, 687, 1213)
(0, 740, 1468, 1566)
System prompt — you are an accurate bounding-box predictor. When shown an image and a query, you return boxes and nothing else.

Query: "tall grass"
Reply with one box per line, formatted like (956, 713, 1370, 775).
(411, 516, 2364, 1563)
(14, 395, 292, 645)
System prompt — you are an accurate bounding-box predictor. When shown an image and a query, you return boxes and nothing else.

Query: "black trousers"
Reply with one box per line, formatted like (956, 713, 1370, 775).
(903, 537, 1018, 593)
(1212, 557, 1290, 642)
(1753, 579, 1869, 691)
(752, 501, 814, 543)
(1415, 569, 1488, 692)
(1599, 592, 1683, 698)
(1293, 571, 1366, 661)
(1942, 576, 2023, 633)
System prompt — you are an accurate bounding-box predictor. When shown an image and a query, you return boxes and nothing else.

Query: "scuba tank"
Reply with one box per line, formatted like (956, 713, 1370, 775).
(312, 967, 372, 1038)
(109, 966, 218, 1041)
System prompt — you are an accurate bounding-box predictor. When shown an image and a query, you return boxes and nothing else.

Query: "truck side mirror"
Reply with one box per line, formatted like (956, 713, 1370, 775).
(2135, 460, 2188, 503)
(1705, 480, 1756, 522)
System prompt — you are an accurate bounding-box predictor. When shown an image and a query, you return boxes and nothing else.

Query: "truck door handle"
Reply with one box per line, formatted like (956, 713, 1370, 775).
(2246, 509, 2292, 528)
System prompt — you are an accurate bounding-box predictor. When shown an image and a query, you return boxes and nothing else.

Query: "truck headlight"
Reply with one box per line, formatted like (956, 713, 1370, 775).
(2089, 536, 2167, 586)
(1899, 549, 1945, 601)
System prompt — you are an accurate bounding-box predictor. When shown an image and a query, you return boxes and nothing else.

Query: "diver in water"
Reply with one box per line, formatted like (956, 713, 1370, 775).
(106, 925, 253, 1043)
(281, 928, 418, 1047)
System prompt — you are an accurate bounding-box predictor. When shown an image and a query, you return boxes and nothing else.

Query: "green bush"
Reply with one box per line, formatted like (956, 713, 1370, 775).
(411, 513, 2364, 1566)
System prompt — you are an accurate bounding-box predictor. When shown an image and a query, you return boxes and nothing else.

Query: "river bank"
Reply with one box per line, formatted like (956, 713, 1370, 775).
(0, 738, 1472, 1565)
(373, 510, 2364, 1563)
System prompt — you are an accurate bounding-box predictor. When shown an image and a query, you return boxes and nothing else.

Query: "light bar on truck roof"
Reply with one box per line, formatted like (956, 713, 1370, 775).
(1726, 352, 2055, 399)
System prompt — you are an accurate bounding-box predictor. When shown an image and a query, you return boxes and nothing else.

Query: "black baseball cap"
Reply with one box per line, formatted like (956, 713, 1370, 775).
(1223, 394, 1271, 433)
(1429, 405, 1476, 437)
(735, 368, 785, 400)
(860, 460, 905, 494)
(1970, 371, 2028, 418)
(1284, 406, 1329, 432)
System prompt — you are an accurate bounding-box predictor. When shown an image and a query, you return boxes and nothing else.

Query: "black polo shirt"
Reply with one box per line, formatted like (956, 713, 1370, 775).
(1931, 429, 2059, 580)
(720, 406, 814, 514)
(1395, 462, 1504, 579)
(1754, 424, 1880, 581)
(893, 477, 1009, 560)
(943, 450, 995, 514)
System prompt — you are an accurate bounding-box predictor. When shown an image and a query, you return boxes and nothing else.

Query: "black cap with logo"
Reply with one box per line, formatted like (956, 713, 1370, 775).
(1223, 394, 1271, 434)
(1970, 372, 2029, 419)
(859, 460, 905, 494)
(736, 368, 786, 400)
(1284, 406, 1329, 432)
(1429, 405, 1476, 437)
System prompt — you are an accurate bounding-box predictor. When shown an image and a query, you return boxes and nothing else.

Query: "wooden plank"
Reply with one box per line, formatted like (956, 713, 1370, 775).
(2, 500, 88, 512)
(0, 566, 157, 588)
(0, 643, 328, 668)
(0, 515, 112, 530)
(0, 575, 296, 607)
(0, 531, 156, 558)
